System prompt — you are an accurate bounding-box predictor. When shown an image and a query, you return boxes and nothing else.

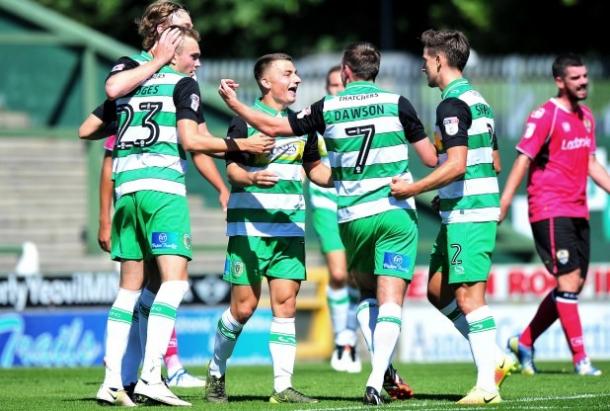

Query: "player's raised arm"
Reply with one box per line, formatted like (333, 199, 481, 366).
(106, 29, 182, 100)
(218, 79, 295, 137)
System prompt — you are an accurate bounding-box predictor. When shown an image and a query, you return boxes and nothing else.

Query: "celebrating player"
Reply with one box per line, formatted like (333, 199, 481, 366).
(205, 53, 331, 404)
(97, 26, 272, 406)
(390, 29, 504, 405)
(217, 41, 437, 405)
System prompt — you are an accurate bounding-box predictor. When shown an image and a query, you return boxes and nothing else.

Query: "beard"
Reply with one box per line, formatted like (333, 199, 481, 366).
(567, 86, 588, 101)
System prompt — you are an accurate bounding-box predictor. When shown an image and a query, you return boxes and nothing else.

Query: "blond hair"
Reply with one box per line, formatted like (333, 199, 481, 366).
(136, 1, 190, 51)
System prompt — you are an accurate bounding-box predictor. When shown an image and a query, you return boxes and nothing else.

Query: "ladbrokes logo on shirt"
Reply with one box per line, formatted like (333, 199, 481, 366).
(561, 136, 591, 151)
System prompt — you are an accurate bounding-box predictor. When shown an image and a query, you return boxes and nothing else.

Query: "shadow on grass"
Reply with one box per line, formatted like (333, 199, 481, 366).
(66, 398, 99, 403)
(412, 393, 463, 401)
(226, 394, 363, 403)
(226, 394, 463, 403)
(216, 395, 272, 402)
(535, 370, 573, 375)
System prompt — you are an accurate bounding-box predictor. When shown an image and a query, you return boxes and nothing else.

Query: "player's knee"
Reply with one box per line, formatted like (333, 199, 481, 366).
(271, 297, 297, 317)
(557, 269, 582, 293)
(233, 304, 256, 323)
(328, 274, 347, 289)
(455, 292, 477, 314)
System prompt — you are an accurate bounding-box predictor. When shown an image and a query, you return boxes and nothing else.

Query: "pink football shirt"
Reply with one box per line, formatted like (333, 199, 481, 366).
(103, 135, 116, 151)
(517, 99, 596, 222)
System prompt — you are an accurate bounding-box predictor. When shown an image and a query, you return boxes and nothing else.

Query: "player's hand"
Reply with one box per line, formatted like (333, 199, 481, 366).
(152, 27, 181, 65)
(431, 195, 440, 212)
(250, 170, 279, 187)
(98, 221, 112, 253)
(240, 133, 274, 154)
(390, 176, 417, 199)
(499, 196, 510, 223)
(218, 189, 230, 213)
(218, 79, 240, 102)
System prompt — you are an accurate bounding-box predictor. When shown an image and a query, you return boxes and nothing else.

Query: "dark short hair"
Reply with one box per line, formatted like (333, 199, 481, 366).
(342, 42, 381, 81)
(420, 29, 470, 71)
(253, 53, 294, 90)
(326, 64, 341, 86)
(552, 53, 585, 78)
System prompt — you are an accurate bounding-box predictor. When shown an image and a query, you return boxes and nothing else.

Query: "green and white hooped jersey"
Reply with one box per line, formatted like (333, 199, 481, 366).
(226, 100, 316, 237)
(307, 135, 338, 212)
(319, 82, 424, 223)
(111, 52, 191, 199)
(436, 78, 500, 224)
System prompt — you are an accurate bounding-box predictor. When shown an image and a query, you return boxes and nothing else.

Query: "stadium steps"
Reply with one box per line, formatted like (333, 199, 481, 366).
(0, 137, 232, 274)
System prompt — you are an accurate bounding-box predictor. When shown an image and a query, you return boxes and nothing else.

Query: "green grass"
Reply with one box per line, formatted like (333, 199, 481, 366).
(1, 361, 609, 410)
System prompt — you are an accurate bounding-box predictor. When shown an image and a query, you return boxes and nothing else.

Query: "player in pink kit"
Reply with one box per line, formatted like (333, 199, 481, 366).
(500, 53, 610, 376)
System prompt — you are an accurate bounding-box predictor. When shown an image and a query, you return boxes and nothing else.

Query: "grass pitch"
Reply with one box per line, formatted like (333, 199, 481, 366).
(0, 361, 609, 410)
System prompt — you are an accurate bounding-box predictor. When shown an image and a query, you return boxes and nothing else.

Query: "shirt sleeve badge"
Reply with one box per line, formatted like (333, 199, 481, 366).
(443, 116, 459, 136)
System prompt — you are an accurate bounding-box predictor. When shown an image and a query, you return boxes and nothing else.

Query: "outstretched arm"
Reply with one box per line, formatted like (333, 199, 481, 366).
(178, 119, 274, 154)
(390, 145, 467, 199)
(218, 79, 294, 136)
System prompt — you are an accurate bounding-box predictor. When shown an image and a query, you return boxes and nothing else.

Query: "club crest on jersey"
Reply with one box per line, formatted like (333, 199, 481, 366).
(562, 122, 571, 132)
(297, 106, 311, 119)
(443, 117, 459, 136)
(556, 249, 570, 265)
(584, 118, 592, 133)
(190, 94, 200, 112)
